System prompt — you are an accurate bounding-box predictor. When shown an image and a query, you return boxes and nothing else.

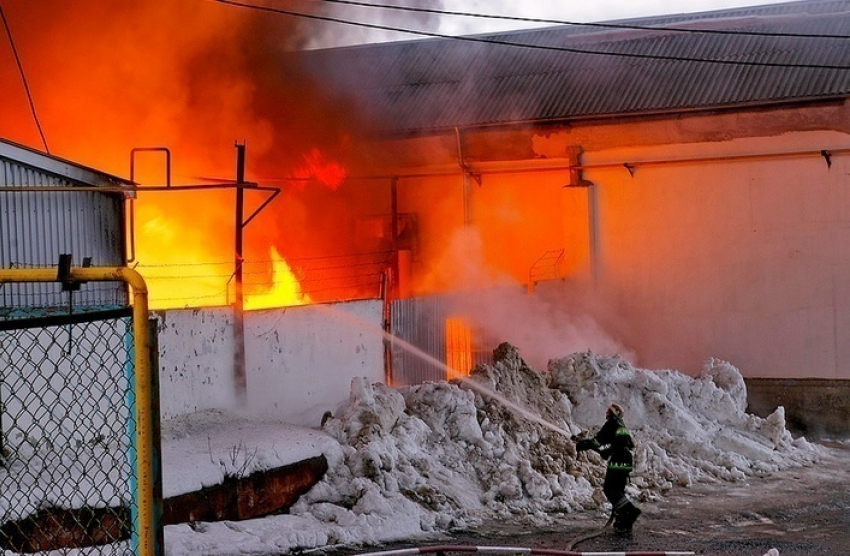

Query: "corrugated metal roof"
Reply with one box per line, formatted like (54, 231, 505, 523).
(297, 0, 850, 135)
(0, 137, 133, 187)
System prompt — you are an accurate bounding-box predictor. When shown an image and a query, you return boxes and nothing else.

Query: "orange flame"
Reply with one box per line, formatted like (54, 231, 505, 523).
(135, 190, 235, 309)
(294, 148, 347, 190)
(244, 246, 311, 310)
(445, 317, 474, 379)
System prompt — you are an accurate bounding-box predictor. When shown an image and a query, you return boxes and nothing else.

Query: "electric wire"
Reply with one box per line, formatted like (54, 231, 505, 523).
(313, 0, 850, 40)
(0, 2, 49, 153)
(214, 0, 850, 70)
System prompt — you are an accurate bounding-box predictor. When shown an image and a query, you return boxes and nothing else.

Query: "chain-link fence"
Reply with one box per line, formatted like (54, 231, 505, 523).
(0, 268, 156, 555)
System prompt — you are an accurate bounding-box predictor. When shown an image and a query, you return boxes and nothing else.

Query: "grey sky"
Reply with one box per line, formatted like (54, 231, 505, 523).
(440, 0, 799, 33)
(312, 0, 800, 48)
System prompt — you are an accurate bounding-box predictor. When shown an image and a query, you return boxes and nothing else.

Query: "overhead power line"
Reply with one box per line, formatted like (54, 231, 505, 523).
(215, 0, 850, 70)
(314, 0, 850, 40)
(0, 2, 49, 153)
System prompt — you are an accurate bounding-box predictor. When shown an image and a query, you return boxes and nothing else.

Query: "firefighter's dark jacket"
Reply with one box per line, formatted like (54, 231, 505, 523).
(576, 416, 635, 471)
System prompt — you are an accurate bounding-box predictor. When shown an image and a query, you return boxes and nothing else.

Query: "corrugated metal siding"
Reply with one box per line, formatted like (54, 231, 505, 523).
(390, 294, 494, 386)
(390, 295, 447, 386)
(0, 158, 126, 314)
(298, 0, 850, 135)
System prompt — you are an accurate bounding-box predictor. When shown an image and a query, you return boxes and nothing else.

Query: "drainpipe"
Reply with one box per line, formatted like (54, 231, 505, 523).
(384, 177, 399, 386)
(390, 176, 400, 295)
(588, 177, 600, 287)
(566, 146, 600, 287)
(455, 127, 481, 226)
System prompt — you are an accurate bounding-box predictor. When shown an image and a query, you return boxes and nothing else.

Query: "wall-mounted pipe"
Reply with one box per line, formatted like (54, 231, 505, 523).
(0, 183, 277, 192)
(2, 146, 844, 193)
(337, 147, 850, 182)
(569, 147, 849, 174)
(455, 127, 471, 225)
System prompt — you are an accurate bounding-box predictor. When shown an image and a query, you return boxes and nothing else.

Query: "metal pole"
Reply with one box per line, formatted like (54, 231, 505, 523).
(147, 318, 164, 556)
(234, 143, 247, 403)
(390, 177, 399, 298)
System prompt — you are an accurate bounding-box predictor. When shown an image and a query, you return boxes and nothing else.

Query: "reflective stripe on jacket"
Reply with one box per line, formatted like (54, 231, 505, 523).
(592, 417, 635, 471)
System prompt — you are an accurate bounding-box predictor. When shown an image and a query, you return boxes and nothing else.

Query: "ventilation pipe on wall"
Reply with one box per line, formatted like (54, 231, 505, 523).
(455, 127, 481, 226)
(566, 146, 600, 287)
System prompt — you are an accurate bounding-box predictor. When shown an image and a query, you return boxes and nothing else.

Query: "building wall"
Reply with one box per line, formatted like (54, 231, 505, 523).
(154, 307, 240, 420)
(582, 132, 849, 378)
(154, 300, 385, 426)
(244, 300, 385, 427)
(0, 155, 127, 312)
(746, 378, 850, 438)
(377, 105, 850, 380)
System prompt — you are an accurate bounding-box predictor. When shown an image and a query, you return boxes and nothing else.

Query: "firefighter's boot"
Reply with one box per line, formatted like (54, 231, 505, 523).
(613, 498, 641, 532)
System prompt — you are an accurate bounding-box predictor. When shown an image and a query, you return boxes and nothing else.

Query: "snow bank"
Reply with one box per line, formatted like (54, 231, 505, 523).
(548, 351, 819, 491)
(161, 408, 343, 497)
(165, 344, 821, 555)
(292, 345, 819, 536)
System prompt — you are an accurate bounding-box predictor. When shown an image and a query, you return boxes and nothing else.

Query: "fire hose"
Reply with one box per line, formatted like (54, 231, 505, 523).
(351, 545, 694, 556)
(564, 512, 615, 551)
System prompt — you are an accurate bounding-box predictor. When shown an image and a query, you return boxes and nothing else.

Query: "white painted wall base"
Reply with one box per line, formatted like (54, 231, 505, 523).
(154, 299, 385, 426)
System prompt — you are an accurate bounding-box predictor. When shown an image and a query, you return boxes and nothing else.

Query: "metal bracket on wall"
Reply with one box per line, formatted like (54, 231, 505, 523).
(565, 146, 594, 187)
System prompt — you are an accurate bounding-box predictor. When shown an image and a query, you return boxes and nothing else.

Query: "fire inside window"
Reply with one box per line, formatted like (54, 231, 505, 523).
(445, 317, 474, 379)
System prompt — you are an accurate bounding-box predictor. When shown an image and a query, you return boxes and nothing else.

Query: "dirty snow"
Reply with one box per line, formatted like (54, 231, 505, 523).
(160, 343, 820, 556)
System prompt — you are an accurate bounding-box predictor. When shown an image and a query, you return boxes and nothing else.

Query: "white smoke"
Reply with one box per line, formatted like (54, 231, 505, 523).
(420, 227, 636, 369)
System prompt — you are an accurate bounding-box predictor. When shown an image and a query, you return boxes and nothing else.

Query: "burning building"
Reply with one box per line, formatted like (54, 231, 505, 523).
(283, 0, 850, 389)
(1, 1, 848, 430)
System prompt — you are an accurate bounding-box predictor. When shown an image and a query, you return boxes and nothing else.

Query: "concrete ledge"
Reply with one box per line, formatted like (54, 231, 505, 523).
(0, 507, 129, 552)
(0, 455, 328, 553)
(164, 455, 328, 524)
(745, 378, 850, 439)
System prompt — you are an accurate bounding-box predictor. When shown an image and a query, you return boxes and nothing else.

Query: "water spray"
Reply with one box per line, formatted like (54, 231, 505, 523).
(316, 304, 575, 440)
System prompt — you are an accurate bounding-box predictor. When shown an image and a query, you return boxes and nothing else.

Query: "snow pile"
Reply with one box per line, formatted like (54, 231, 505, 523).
(164, 344, 822, 555)
(293, 344, 819, 533)
(548, 351, 819, 491)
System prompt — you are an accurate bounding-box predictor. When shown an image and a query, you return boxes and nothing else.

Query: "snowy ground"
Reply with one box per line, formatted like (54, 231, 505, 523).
(162, 344, 821, 556)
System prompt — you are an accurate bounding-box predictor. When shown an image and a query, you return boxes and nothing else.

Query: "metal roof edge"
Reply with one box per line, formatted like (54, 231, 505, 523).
(0, 137, 134, 187)
(373, 95, 850, 139)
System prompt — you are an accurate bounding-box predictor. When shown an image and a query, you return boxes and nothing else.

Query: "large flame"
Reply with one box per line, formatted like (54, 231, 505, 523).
(132, 148, 347, 310)
(244, 246, 311, 310)
(0, 0, 388, 310)
(0, 1, 578, 313)
(135, 189, 235, 309)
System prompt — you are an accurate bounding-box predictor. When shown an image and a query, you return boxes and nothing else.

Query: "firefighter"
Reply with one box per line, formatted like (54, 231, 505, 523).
(574, 403, 642, 531)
